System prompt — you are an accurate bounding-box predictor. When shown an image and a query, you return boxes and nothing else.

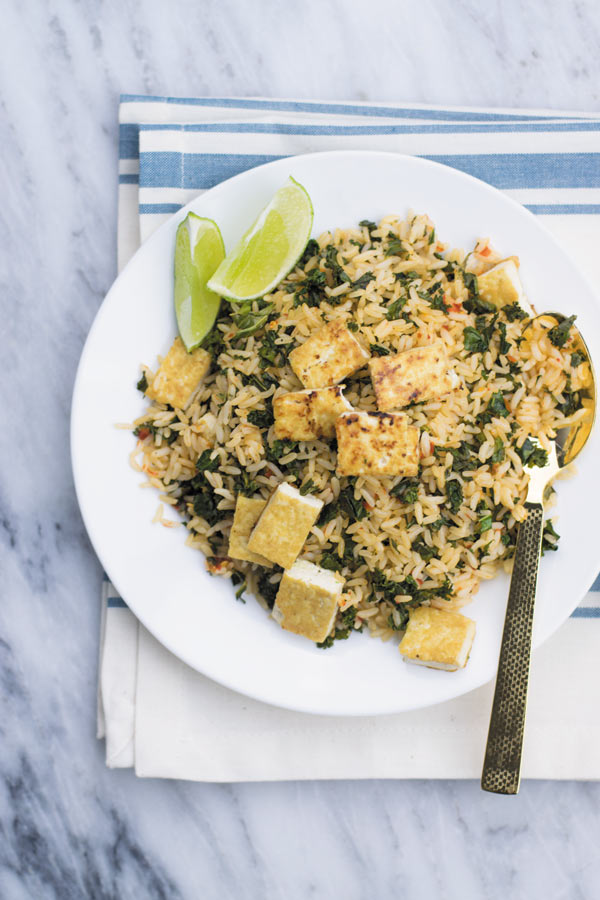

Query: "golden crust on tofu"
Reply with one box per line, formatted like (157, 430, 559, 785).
(335, 411, 419, 476)
(369, 340, 458, 411)
(399, 606, 476, 671)
(288, 319, 370, 389)
(477, 259, 534, 316)
(272, 560, 344, 643)
(273, 386, 353, 440)
(227, 496, 273, 567)
(146, 337, 211, 409)
(247, 482, 323, 569)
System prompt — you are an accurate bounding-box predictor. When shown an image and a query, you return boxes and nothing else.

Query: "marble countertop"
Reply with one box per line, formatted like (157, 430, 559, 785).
(2, 1, 600, 897)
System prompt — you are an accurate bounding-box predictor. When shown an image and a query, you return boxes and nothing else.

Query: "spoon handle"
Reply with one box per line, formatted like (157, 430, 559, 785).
(481, 501, 544, 794)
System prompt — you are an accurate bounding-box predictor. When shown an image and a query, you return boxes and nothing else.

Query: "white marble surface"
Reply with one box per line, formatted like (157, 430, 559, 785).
(2, 0, 600, 897)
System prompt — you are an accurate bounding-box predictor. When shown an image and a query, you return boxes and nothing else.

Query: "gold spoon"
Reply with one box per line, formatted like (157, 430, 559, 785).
(481, 313, 596, 794)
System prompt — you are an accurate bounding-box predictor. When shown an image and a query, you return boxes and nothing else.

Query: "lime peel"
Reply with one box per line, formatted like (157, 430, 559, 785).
(174, 214, 225, 352)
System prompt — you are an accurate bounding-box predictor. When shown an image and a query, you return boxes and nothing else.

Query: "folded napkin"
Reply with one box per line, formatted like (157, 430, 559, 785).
(98, 95, 600, 779)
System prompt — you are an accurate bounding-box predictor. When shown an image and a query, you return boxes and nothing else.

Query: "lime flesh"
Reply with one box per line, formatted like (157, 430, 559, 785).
(174, 214, 225, 352)
(207, 177, 313, 301)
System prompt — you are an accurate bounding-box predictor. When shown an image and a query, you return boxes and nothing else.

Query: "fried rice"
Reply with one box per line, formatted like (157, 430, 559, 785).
(128, 212, 592, 647)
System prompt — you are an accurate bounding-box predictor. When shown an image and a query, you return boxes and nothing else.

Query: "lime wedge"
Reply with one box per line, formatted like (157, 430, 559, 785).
(207, 177, 313, 301)
(174, 214, 225, 352)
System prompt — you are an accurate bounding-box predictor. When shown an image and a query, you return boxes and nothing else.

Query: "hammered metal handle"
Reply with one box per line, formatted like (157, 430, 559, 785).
(481, 502, 544, 794)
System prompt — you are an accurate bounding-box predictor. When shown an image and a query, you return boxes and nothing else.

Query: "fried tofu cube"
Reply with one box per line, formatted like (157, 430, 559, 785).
(147, 337, 211, 409)
(477, 259, 535, 317)
(228, 496, 273, 567)
(289, 319, 370, 389)
(369, 341, 458, 411)
(272, 560, 344, 643)
(336, 411, 419, 477)
(399, 606, 476, 671)
(247, 482, 323, 569)
(273, 386, 353, 440)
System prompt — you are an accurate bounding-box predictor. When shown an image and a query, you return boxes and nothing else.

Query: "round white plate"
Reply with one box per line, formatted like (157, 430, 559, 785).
(71, 151, 600, 716)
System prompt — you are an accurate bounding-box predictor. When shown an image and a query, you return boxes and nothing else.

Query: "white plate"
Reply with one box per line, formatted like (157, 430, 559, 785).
(71, 151, 600, 716)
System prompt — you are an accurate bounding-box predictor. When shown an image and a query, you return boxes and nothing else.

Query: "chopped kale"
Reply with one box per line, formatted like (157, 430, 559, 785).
(241, 371, 279, 391)
(478, 391, 509, 424)
(385, 296, 408, 320)
(463, 325, 488, 354)
(462, 270, 496, 315)
(359, 219, 377, 234)
(257, 570, 279, 609)
(504, 302, 528, 322)
(430, 516, 451, 531)
(491, 436, 505, 464)
(571, 350, 587, 368)
(231, 572, 247, 603)
(419, 286, 448, 313)
(297, 238, 320, 267)
(191, 486, 220, 525)
(445, 441, 479, 473)
(347, 320, 359, 332)
(323, 244, 351, 287)
(445, 478, 463, 512)
(292, 267, 327, 308)
(136, 372, 148, 392)
(498, 322, 511, 356)
(390, 477, 420, 503)
(542, 520, 560, 555)
(234, 470, 260, 497)
(516, 438, 548, 468)
(318, 481, 368, 525)
(299, 478, 318, 495)
(476, 509, 493, 535)
(202, 325, 227, 356)
(559, 381, 582, 417)
(428, 228, 436, 245)
(548, 315, 576, 348)
(319, 536, 357, 571)
(394, 270, 419, 285)
(372, 568, 453, 608)
(352, 271, 375, 290)
(195, 449, 220, 474)
(412, 538, 439, 562)
(258, 327, 290, 369)
(134, 422, 159, 439)
(316, 607, 359, 649)
(247, 404, 274, 429)
(231, 300, 275, 340)
(385, 239, 406, 258)
(266, 439, 300, 462)
(369, 342, 392, 356)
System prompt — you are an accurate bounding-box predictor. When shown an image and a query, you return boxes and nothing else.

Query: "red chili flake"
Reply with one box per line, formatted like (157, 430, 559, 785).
(479, 246, 492, 258)
(417, 578, 423, 586)
(137, 427, 150, 440)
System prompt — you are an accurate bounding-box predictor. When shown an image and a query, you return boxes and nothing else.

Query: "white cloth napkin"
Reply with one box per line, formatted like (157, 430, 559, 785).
(97, 96, 600, 780)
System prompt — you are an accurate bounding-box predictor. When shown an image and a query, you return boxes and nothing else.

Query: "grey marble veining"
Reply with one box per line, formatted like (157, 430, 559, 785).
(2, 0, 600, 897)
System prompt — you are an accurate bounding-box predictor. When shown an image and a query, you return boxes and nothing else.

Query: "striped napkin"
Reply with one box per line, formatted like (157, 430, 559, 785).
(98, 95, 600, 779)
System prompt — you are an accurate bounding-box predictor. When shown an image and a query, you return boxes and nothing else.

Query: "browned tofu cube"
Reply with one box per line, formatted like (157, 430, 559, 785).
(272, 560, 344, 643)
(247, 482, 323, 569)
(369, 340, 458, 411)
(289, 319, 370, 389)
(399, 606, 476, 670)
(227, 496, 273, 567)
(335, 411, 419, 477)
(146, 337, 211, 409)
(273, 386, 352, 440)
